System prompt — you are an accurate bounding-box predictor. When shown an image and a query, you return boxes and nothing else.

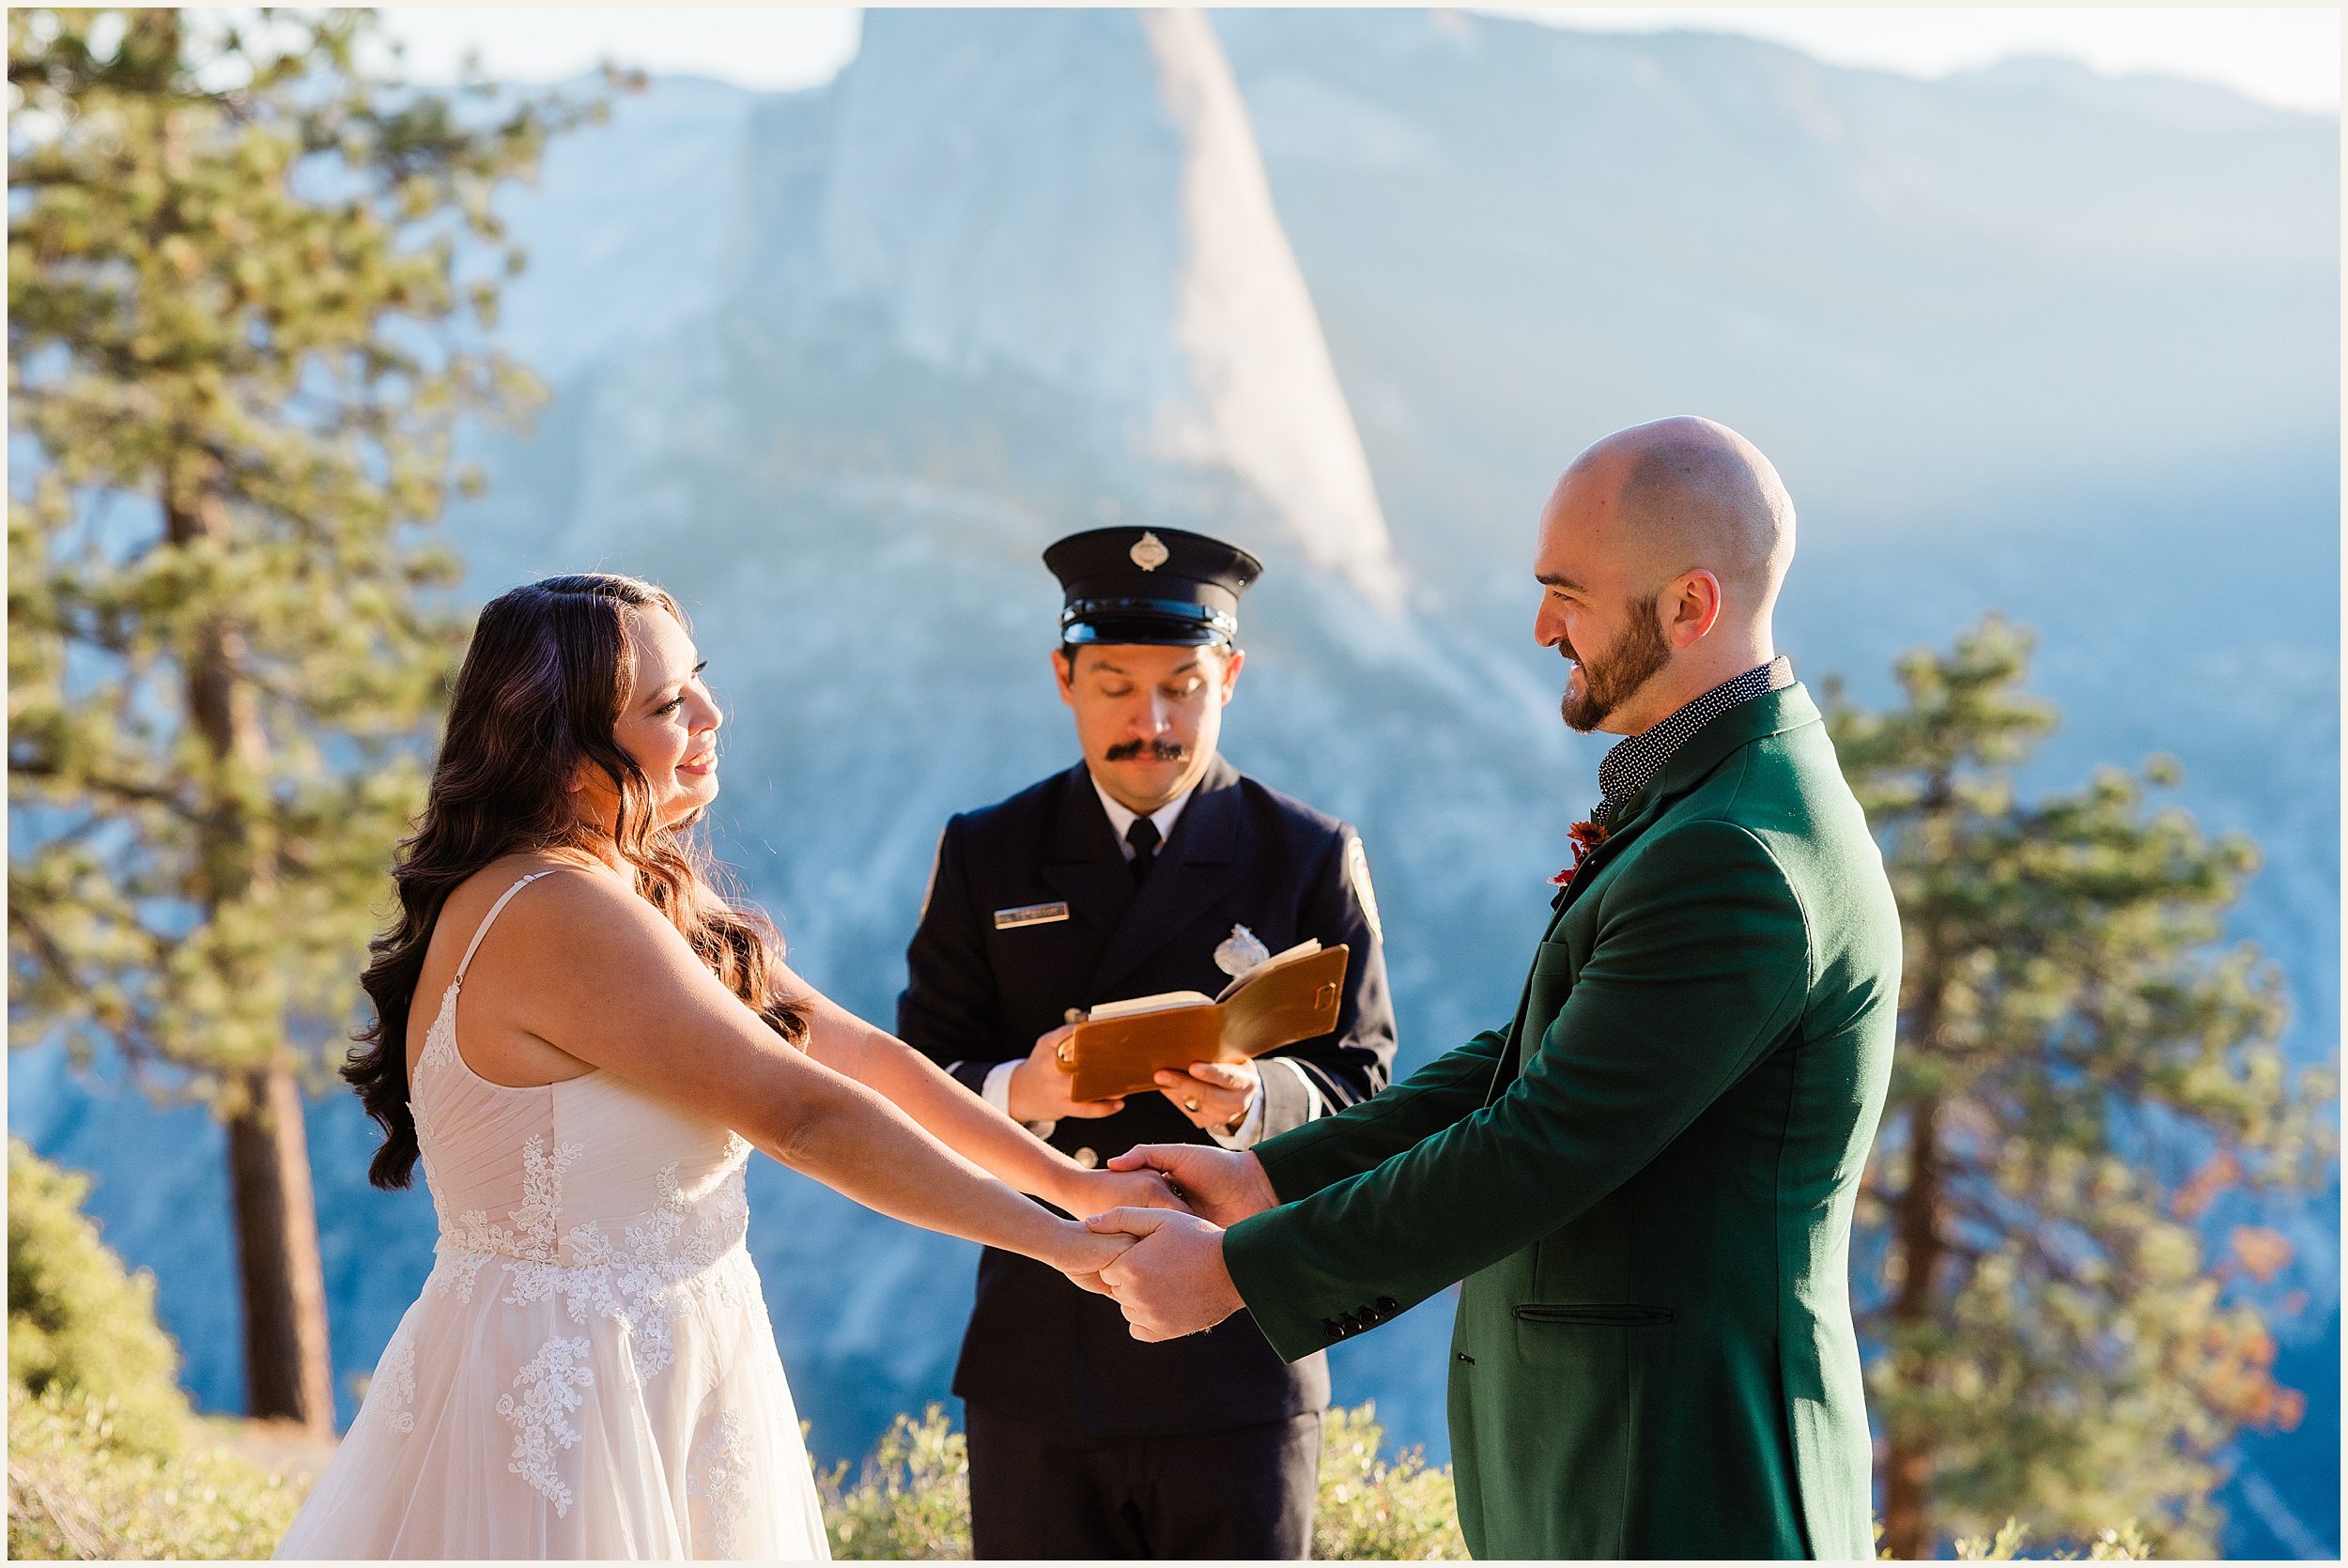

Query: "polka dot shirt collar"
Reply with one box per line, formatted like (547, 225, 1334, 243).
(1592, 655, 1795, 825)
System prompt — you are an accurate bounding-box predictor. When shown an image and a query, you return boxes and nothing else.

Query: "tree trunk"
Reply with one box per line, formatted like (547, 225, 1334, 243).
(170, 468, 335, 1437)
(227, 1063, 337, 1437)
(1882, 1092, 1943, 1559)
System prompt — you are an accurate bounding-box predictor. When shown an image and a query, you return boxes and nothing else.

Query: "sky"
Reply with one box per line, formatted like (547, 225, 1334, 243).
(371, 5, 2341, 115)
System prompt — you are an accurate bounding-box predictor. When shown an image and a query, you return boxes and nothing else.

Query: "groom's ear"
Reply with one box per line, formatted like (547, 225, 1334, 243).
(1663, 570, 1723, 648)
(1052, 645, 1081, 706)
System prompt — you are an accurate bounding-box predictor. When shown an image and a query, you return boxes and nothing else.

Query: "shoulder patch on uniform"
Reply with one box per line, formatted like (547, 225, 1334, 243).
(919, 828, 944, 923)
(1347, 836, 1383, 945)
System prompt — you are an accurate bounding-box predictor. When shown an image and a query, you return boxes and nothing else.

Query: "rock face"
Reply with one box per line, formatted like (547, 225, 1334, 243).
(11, 11, 2337, 1555)
(751, 8, 1402, 606)
(1142, 8, 1402, 607)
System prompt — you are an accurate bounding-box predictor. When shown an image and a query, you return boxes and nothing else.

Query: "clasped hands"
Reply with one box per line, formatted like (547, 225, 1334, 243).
(1057, 1141, 1279, 1342)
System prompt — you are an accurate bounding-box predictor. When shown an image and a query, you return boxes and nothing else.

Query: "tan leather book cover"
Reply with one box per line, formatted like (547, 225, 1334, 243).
(1058, 945, 1350, 1102)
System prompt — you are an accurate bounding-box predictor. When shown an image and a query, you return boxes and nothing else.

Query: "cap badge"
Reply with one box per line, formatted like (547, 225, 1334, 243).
(1129, 530, 1169, 572)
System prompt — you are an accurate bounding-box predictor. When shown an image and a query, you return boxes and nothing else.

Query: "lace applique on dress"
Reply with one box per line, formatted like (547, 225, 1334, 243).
(686, 1409, 749, 1557)
(416, 979, 463, 1074)
(506, 1158, 754, 1387)
(425, 1248, 491, 1305)
(510, 1133, 577, 1259)
(410, 1089, 440, 1155)
(497, 1336, 594, 1516)
(444, 1134, 579, 1263)
(425, 1136, 579, 1307)
(376, 1327, 419, 1435)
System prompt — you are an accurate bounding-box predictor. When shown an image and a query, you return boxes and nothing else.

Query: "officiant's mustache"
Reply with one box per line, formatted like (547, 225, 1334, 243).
(1104, 738, 1188, 763)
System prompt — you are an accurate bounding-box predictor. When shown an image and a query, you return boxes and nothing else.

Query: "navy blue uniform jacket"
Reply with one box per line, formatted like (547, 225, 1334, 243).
(898, 754, 1397, 1435)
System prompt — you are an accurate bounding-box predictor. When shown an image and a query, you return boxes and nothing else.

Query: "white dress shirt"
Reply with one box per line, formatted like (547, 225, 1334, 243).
(1087, 775, 1194, 859)
(981, 774, 1268, 1147)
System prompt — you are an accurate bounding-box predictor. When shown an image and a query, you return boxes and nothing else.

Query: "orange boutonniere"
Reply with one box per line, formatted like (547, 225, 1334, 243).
(1552, 819, 1611, 884)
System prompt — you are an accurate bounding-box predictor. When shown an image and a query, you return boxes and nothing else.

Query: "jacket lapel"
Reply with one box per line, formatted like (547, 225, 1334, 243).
(1088, 754, 1244, 1002)
(1486, 684, 1827, 1103)
(1552, 684, 1824, 925)
(1040, 763, 1137, 941)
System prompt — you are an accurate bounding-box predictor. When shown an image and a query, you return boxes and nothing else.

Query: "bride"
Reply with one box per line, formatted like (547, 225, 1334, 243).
(276, 574, 1169, 1560)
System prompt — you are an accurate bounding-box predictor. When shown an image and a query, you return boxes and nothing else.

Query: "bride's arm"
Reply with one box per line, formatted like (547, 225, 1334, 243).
(777, 962, 1181, 1219)
(502, 871, 1133, 1279)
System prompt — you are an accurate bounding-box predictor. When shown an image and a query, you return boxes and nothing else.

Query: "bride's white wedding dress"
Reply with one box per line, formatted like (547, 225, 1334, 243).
(277, 875, 830, 1560)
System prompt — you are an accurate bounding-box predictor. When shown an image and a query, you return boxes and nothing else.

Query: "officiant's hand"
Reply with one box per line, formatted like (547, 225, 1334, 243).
(1008, 1024, 1127, 1122)
(1153, 1060, 1258, 1132)
(1106, 1143, 1276, 1228)
(1086, 1207, 1244, 1340)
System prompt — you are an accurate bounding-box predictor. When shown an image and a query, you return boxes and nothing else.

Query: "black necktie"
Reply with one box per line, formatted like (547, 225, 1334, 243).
(1124, 816, 1162, 885)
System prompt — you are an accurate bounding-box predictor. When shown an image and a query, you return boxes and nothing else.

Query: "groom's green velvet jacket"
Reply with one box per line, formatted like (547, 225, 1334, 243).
(1224, 684, 1898, 1560)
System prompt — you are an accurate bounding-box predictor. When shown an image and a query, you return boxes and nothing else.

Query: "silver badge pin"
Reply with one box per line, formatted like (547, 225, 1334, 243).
(1213, 923, 1273, 978)
(1130, 530, 1169, 572)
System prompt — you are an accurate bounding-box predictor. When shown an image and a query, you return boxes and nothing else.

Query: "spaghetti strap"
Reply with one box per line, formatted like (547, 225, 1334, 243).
(454, 872, 553, 983)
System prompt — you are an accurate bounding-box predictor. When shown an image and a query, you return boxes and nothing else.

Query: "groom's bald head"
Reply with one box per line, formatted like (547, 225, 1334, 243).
(1557, 416, 1795, 611)
(1532, 417, 1795, 734)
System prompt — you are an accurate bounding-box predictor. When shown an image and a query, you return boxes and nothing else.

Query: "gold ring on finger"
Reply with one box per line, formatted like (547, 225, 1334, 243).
(1184, 1098, 1202, 1113)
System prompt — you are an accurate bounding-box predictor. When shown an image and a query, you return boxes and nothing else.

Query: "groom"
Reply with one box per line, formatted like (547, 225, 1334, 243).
(1086, 417, 1901, 1560)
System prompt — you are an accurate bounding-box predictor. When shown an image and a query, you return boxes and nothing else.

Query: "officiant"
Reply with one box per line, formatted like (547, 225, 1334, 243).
(898, 525, 1397, 1559)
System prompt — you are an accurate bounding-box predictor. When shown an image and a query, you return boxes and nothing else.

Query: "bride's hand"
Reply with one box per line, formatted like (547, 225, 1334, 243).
(1051, 1164, 1192, 1220)
(1052, 1220, 1136, 1295)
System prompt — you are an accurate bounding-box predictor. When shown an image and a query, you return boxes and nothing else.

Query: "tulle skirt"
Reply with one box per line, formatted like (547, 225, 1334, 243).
(275, 1245, 829, 1560)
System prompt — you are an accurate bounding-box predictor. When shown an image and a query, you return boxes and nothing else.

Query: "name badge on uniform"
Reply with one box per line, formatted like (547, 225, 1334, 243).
(994, 900, 1070, 930)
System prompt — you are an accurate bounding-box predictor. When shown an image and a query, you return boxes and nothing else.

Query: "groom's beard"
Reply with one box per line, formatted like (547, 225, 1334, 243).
(1560, 596, 1674, 733)
(1104, 737, 1187, 762)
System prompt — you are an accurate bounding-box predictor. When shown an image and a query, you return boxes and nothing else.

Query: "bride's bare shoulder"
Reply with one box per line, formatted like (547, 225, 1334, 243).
(453, 851, 680, 956)
(438, 855, 717, 1032)
(430, 852, 619, 948)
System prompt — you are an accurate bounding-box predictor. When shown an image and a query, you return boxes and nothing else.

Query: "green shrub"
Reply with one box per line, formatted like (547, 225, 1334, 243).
(1952, 1517, 2155, 1560)
(8, 1139, 190, 1456)
(7, 1383, 312, 1560)
(1313, 1401, 1468, 1560)
(819, 1404, 972, 1560)
(6, 1142, 319, 1560)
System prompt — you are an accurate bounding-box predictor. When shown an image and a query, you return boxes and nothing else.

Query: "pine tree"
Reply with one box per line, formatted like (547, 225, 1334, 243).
(1828, 617, 2335, 1557)
(8, 9, 606, 1435)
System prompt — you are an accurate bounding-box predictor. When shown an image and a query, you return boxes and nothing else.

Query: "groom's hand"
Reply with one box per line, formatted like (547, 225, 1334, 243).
(1106, 1143, 1276, 1227)
(1086, 1208, 1244, 1341)
(1056, 1164, 1194, 1222)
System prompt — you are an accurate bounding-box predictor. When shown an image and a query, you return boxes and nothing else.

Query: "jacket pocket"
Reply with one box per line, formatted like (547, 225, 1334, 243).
(1530, 938, 1575, 976)
(1513, 1302, 1677, 1327)
(1521, 942, 1578, 1058)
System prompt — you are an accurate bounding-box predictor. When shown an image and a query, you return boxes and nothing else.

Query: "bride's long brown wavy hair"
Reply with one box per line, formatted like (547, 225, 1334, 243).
(344, 573, 807, 1190)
